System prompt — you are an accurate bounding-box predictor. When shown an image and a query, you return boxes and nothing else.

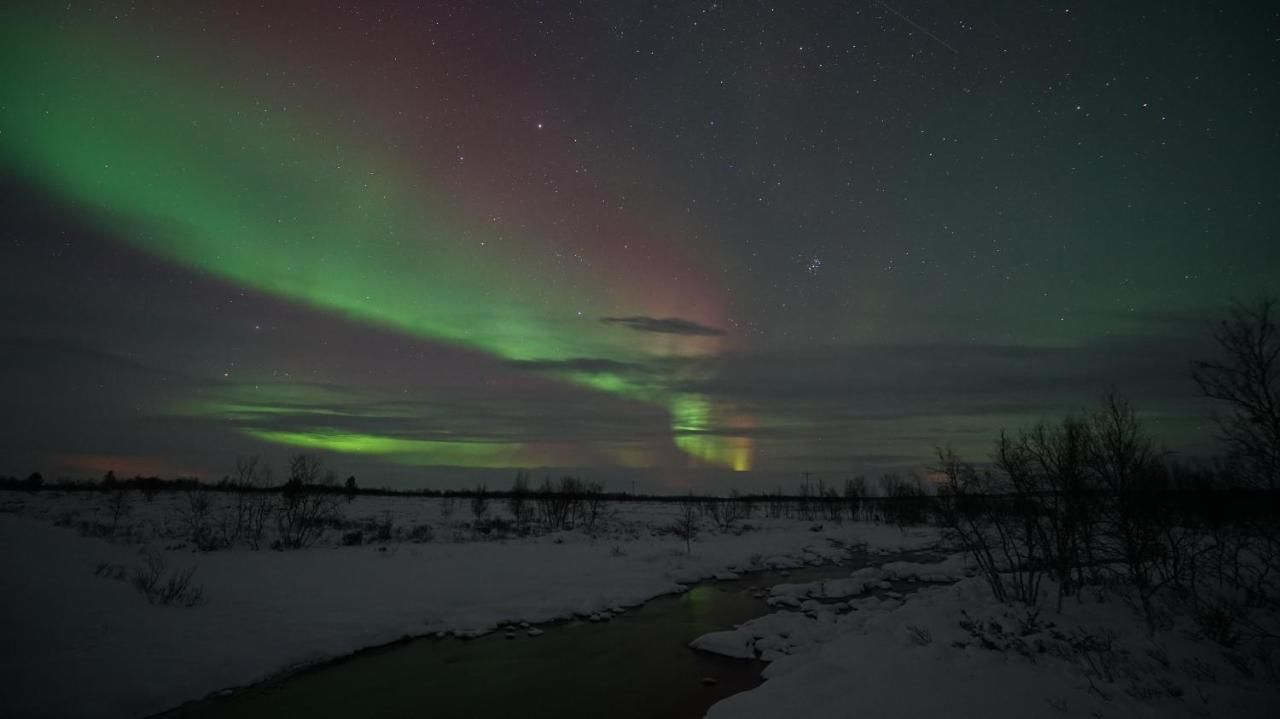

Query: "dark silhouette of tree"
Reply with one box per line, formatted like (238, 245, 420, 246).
(1193, 297, 1280, 490)
(508, 471, 533, 526)
(105, 485, 133, 533)
(1088, 390, 1167, 635)
(672, 494, 700, 555)
(470, 484, 490, 520)
(218, 456, 272, 548)
(285, 453, 322, 492)
(276, 455, 338, 549)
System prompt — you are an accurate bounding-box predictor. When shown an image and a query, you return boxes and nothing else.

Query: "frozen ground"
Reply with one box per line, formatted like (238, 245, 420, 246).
(0, 490, 938, 718)
(697, 556, 1280, 719)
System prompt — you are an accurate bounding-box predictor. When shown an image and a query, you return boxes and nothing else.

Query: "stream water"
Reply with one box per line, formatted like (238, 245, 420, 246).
(160, 552, 938, 719)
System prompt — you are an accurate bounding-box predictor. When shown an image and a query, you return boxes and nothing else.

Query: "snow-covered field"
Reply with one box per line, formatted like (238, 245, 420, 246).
(0, 490, 937, 718)
(4, 490, 1276, 719)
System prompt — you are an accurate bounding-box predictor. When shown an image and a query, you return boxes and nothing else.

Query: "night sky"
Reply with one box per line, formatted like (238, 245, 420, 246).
(2, 2, 1277, 490)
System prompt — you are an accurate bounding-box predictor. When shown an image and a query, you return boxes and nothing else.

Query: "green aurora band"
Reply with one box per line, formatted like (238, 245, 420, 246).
(0, 11, 754, 471)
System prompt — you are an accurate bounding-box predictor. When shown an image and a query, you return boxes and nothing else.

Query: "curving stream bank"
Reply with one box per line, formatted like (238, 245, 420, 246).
(158, 563, 865, 719)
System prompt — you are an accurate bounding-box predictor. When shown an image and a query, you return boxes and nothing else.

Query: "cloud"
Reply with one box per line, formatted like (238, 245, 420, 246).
(503, 357, 644, 375)
(600, 315, 726, 336)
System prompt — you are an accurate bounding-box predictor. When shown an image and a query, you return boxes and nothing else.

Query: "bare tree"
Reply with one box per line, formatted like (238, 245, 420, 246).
(767, 486, 785, 519)
(578, 481, 606, 532)
(1192, 299, 1280, 625)
(105, 488, 133, 534)
(1022, 416, 1094, 610)
(672, 495, 700, 555)
(1088, 390, 1170, 635)
(535, 476, 578, 530)
(507, 471, 534, 527)
(470, 484, 490, 521)
(286, 453, 323, 490)
(243, 459, 274, 549)
(937, 445, 1041, 605)
(276, 454, 339, 549)
(178, 486, 216, 550)
(821, 482, 844, 523)
(220, 456, 272, 547)
(1193, 297, 1280, 490)
(702, 496, 743, 532)
(843, 476, 866, 521)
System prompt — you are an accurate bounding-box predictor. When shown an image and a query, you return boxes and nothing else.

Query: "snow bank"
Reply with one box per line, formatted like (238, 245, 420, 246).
(768, 552, 969, 605)
(699, 558, 1279, 719)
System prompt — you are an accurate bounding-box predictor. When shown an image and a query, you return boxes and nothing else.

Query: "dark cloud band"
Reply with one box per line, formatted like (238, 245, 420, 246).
(600, 315, 726, 336)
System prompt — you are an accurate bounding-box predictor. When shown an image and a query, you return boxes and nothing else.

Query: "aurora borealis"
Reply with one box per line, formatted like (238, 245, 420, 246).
(2, 2, 1278, 489)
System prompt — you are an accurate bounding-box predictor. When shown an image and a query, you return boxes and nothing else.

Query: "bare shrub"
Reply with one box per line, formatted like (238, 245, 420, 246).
(702, 497, 743, 532)
(275, 454, 340, 549)
(1250, 642, 1280, 683)
(104, 489, 133, 534)
(76, 519, 112, 538)
(1192, 596, 1245, 648)
(1193, 297, 1280, 491)
(1089, 390, 1169, 634)
(507, 471, 534, 526)
(408, 523, 435, 543)
(821, 482, 844, 523)
(796, 479, 816, 521)
(906, 625, 933, 646)
(577, 481, 606, 532)
(219, 456, 273, 549)
(671, 495, 700, 555)
(957, 610, 1038, 658)
(131, 550, 205, 607)
(94, 562, 128, 581)
(1191, 297, 1280, 622)
(1040, 627, 1129, 699)
(470, 484, 490, 521)
(1181, 656, 1219, 684)
(1223, 651, 1254, 679)
(1145, 645, 1171, 670)
(370, 511, 395, 542)
(177, 487, 219, 550)
(766, 488, 785, 519)
(474, 516, 515, 539)
(1068, 628, 1124, 687)
(535, 477, 579, 530)
(843, 477, 866, 521)
(880, 474, 930, 527)
(1023, 416, 1096, 610)
(937, 445, 1045, 606)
